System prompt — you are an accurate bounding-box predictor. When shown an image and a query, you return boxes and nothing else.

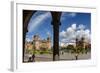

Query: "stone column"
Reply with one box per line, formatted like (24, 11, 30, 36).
(23, 10, 35, 62)
(51, 12, 61, 61)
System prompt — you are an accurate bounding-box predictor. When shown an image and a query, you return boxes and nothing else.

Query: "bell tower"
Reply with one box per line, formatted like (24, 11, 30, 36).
(33, 35, 40, 50)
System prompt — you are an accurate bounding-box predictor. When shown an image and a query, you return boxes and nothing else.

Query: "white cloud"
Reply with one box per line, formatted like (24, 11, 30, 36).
(60, 24, 91, 46)
(28, 12, 50, 32)
(60, 24, 76, 45)
(76, 29, 91, 42)
(25, 38, 32, 42)
(78, 24, 85, 30)
(69, 13, 77, 17)
(62, 12, 77, 17)
(72, 23, 76, 30)
(46, 31, 51, 37)
(76, 29, 85, 39)
(60, 30, 66, 38)
(66, 24, 76, 36)
(61, 13, 77, 21)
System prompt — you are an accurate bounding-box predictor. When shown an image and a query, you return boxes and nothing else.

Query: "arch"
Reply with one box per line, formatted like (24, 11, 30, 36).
(23, 10, 62, 62)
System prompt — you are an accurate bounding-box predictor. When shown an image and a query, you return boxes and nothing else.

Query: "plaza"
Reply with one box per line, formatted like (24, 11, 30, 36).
(24, 52, 91, 62)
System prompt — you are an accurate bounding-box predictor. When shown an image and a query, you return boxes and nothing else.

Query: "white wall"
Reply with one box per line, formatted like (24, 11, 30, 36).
(0, 0, 100, 73)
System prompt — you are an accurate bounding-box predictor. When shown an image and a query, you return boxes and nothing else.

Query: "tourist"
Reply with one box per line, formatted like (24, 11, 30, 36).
(28, 57, 33, 62)
(32, 54, 35, 62)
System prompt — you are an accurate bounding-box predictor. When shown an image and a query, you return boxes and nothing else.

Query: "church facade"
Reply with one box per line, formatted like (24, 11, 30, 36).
(33, 35, 51, 50)
(25, 35, 51, 50)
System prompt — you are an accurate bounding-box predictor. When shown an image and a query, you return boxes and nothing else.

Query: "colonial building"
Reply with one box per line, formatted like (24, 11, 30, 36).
(25, 41, 33, 50)
(60, 37, 91, 49)
(33, 35, 51, 50)
(76, 37, 91, 49)
(25, 35, 51, 50)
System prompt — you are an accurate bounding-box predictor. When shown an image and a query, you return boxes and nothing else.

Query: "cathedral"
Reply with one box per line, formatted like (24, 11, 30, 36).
(33, 35, 51, 50)
(25, 35, 51, 50)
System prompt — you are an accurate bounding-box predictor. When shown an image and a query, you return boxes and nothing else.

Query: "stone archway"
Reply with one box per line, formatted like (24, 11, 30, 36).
(23, 10, 36, 62)
(23, 10, 62, 62)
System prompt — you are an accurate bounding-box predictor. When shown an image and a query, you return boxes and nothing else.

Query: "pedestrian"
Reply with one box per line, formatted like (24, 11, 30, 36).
(28, 57, 33, 62)
(75, 53, 78, 60)
(32, 54, 35, 62)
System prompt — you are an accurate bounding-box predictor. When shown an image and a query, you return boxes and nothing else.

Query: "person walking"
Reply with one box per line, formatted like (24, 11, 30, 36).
(32, 54, 35, 62)
(28, 57, 33, 62)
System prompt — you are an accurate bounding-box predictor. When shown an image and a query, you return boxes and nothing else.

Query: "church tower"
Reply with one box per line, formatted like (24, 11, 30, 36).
(47, 34, 51, 49)
(33, 35, 40, 50)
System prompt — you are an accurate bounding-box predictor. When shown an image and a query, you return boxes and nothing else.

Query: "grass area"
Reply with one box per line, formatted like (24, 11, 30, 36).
(25, 49, 53, 55)
(25, 48, 90, 55)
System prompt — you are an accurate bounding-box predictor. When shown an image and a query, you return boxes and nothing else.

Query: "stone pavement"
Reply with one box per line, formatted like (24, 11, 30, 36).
(24, 52, 91, 62)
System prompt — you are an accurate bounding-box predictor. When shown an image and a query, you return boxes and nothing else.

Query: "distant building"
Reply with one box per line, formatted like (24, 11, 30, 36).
(60, 42, 76, 47)
(60, 37, 91, 49)
(76, 37, 91, 49)
(25, 35, 51, 50)
(25, 41, 33, 50)
(33, 35, 51, 50)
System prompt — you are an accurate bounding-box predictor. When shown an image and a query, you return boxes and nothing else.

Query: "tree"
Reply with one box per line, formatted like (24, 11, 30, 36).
(66, 45, 74, 53)
(85, 44, 91, 53)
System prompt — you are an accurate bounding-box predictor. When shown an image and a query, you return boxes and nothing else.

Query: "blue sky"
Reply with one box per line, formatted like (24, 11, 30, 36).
(25, 11, 91, 46)
(26, 11, 52, 41)
(60, 12, 91, 32)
